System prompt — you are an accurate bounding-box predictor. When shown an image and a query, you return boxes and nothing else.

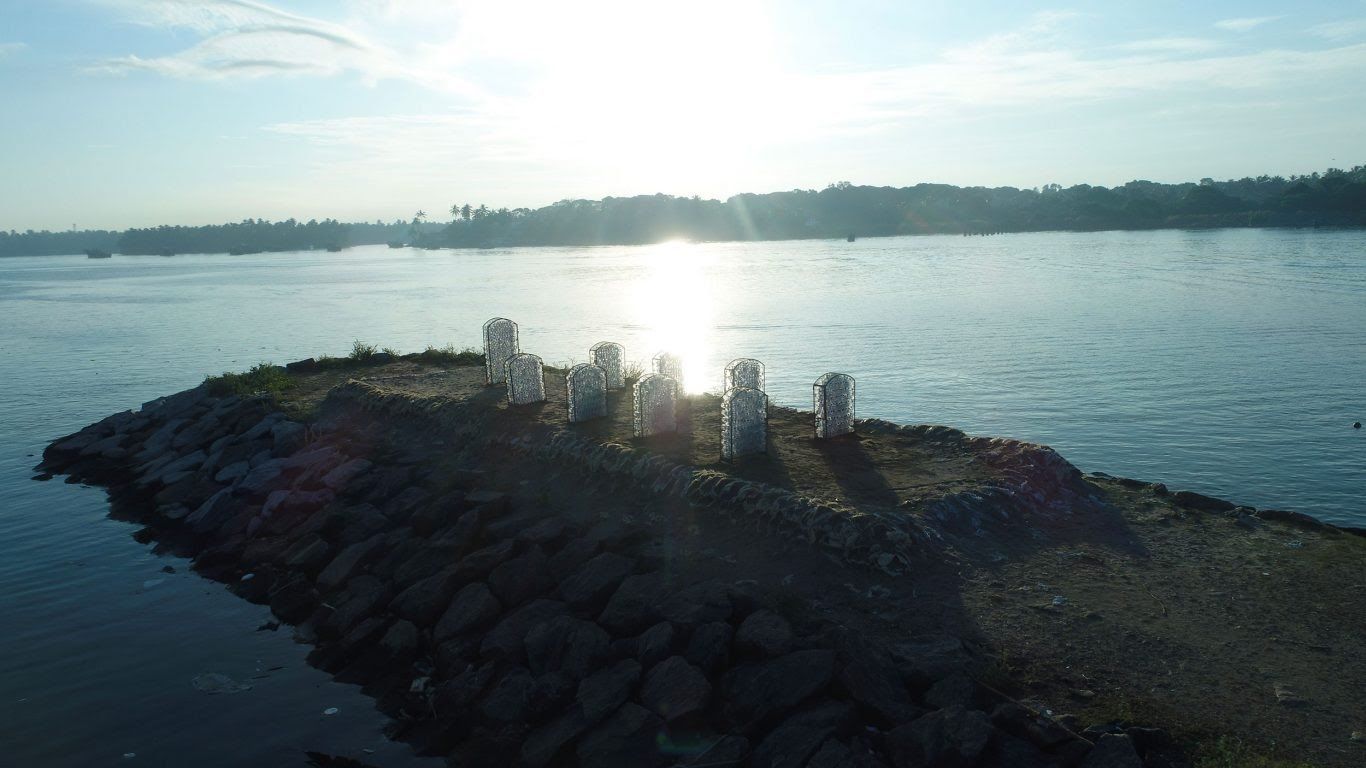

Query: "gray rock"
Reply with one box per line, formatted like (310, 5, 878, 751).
(722, 649, 835, 732)
(836, 651, 921, 727)
(559, 552, 635, 611)
(750, 701, 853, 768)
(487, 546, 552, 607)
(185, 487, 239, 533)
(481, 599, 570, 662)
(635, 621, 675, 670)
(480, 667, 537, 722)
(576, 702, 664, 768)
(887, 705, 994, 768)
(805, 739, 853, 768)
(317, 534, 386, 592)
(598, 572, 668, 635)
(435, 582, 502, 642)
(237, 457, 288, 498)
(577, 659, 642, 723)
(735, 610, 794, 657)
(925, 673, 979, 711)
(451, 538, 518, 584)
(639, 656, 710, 722)
(389, 566, 462, 627)
(322, 458, 373, 491)
(678, 735, 749, 767)
(214, 460, 250, 484)
(151, 449, 207, 485)
(323, 575, 390, 636)
(659, 580, 733, 627)
(243, 412, 286, 440)
(525, 616, 612, 679)
(548, 537, 599, 580)
(433, 660, 496, 713)
(685, 621, 733, 675)
(270, 420, 307, 457)
(520, 704, 592, 768)
(283, 535, 331, 572)
(1081, 733, 1143, 768)
(378, 619, 419, 665)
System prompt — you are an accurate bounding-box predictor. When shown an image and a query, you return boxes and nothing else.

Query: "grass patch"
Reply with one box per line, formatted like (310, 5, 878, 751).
(203, 362, 295, 397)
(1193, 736, 1316, 768)
(414, 343, 484, 367)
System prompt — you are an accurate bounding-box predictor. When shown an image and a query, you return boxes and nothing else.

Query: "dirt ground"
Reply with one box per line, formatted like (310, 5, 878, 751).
(285, 361, 1366, 766)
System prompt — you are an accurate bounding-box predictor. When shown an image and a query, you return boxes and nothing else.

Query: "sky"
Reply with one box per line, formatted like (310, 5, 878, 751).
(1, 0, 1364, 231)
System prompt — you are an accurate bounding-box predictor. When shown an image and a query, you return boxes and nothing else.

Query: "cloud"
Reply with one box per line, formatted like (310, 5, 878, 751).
(87, 0, 478, 93)
(1115, 37, 1224, 54)
(0, 42, 26, 58)
(1308, 19, 1366, 40)
(1215, 16, 1282, 32)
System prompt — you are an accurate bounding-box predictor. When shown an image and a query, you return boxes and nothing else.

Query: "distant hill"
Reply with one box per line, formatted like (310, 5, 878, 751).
(2, 166, 1362, 257)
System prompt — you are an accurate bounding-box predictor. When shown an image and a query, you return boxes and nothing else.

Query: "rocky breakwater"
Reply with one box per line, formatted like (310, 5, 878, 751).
(38, 380, 1181, 768)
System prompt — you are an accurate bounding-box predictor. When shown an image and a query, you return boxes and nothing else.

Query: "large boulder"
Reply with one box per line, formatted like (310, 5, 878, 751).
(722, 649, 835, 732)
(886, 706, 995, 768)
(487, 547, 552, 607)
(639, 656, 710, 722)
(735, 610, 794, 658)
(525, 616, 612, 679)
(597, 573, 669, 635)
(575, 702, 665, 768)
(750, 701, 854, 768)
(1081, 733, 1143, 768)
(559, 553, 635, 611)
(480, 599, 570, 663)
(435, 582, 502, 642)
(685, 621, 733, 676)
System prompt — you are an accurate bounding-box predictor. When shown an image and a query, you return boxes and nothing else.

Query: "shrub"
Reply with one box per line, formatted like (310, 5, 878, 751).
(203, 362, 294, 397)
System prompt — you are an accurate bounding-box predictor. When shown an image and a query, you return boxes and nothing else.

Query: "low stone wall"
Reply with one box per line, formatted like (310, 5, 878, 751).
(37, 378, 1183, 768)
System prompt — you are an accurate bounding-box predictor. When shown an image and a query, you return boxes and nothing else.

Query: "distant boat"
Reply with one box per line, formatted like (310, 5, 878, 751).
(85, 249, 111, 259)
(846, 233, 856, 242)
(387, 241, 406, 249)
(326, 244, 344, 252)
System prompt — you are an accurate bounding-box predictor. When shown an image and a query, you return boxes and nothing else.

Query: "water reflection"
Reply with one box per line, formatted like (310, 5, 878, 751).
(631, 241, 717, 392)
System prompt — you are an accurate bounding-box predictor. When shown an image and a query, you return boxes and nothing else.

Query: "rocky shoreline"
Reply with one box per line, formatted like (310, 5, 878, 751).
(35, 361, 1363, 767)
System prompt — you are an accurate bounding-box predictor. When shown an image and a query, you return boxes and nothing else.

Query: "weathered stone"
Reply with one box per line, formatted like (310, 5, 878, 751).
(487, 546, 552, 607)
(389, 566, 462, 627)
(1171, 489, 1236, 512)
(317, 534, 386, 592)
(481, 599, 570, 662)
(750, 701, 853, 768)
(480, 667, 537, 723)
(270, 420, 307, 457)
(659, 580, 733, 627)
(635, 621, 676, 670)
(237, 457, 288, 498)
(337, 502, 391, 545)
(377, 619, 419, 666)
(526, 616, 612, 679)
(685, 621, 733, 675)
(805, 739, 852, 768)
(722, 649, 835, 732)
(323, 575, 390, 636)
(433, 660, 496, 714)
(560, 552, 636, 612)
(640, 655, 710, 721)
(735, 609, 794, 658)
(678, 735, 749, 767)
(598, 572, 668, 635)
(282, 535, 331, 573)
(435, 582, 502, 642)
(269, 579, 318, 624)
(518, 517, 569, 547)
(836, 651, 922, 727)
(1081, 733, 1143, 768)
(925, 672, 979, 711)
(383, 486, 431, 522)
(520, 705, 592, 768)
(452, 538, 518, 584)
(548, 537, 599, 580)
(185, 487, 240, 534)
(887, 705, 994, 768)
(214, 460, 251, 484)
(576, 702, 665, 768)
(577, 658, 642, 723)
(409, 491, 466, 536)
(322, 457, 373, 491)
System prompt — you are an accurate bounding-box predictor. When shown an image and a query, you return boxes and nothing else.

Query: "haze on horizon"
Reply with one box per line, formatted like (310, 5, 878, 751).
(2, 0, 1364, 232)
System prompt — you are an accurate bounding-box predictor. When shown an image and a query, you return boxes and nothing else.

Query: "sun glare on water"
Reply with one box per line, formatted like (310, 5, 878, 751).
(632, 241, 716, 393)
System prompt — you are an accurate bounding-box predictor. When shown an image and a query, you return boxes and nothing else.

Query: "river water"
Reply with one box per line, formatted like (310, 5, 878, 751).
(1, 229, 1363, 764)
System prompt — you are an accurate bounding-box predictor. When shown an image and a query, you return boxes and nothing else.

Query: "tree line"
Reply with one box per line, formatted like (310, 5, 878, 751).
(2, 165, 1362, 257)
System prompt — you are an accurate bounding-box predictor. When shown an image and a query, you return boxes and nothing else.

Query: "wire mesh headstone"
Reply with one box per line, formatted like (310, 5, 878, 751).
(652, 351, 683, 384)
(505, 353, 546, 406)
(566, 363, 608, 423)
(632, 374, 679, 437)
(722, 386, 768, 459)
(724, 358, 766, 392)
(482, 317, 520, 385)
(590, 341, 625, 390)
(813, 372, 856, 438)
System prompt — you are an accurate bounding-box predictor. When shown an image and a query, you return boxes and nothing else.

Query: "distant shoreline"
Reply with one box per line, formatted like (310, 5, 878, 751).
(5, 222, 1364, 260)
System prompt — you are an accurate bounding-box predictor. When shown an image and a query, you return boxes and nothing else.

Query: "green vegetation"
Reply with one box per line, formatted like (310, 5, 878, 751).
(203, 363, 295, 397)
(4, 165, 1362, 258)
(414, 344, 483, 366)
(431, 166, 1366, 248)
(1193, 736, 1316, 768)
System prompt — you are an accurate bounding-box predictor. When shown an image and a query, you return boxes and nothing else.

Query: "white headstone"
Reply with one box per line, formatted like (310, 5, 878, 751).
(652, 351, 683, 384)
(482, 317, 519, 385)
(632, 373, 679, 437)
(505, 353, 546, 406)
(567, 363, 608, 423)
(722, 386, 768, 459)
(724, 358, 765, 392)
(813, 372, 856, 438)
(590, 342, 625, 390)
